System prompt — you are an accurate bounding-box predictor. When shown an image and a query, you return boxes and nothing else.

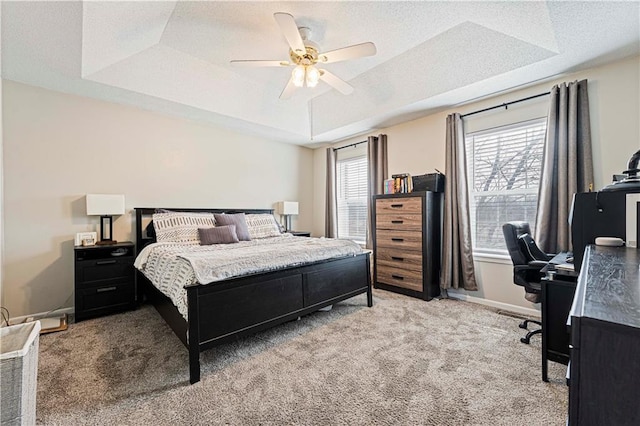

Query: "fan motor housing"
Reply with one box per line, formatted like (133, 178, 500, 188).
(290, 45, 319, 66)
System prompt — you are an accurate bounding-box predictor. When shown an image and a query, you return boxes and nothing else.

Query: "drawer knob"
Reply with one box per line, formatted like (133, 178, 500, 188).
(96, 260, 117, 265)
(391, 220, 404, 224)
(97, 286, 117, 293)
(390, 204, 403, 208)
(391, 238, 404, 242)
(391, 274, 404, 280)
(391, 256, 404, 261)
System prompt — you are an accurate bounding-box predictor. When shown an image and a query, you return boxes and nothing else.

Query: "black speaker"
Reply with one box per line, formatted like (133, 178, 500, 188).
(412, 173, 445, 193)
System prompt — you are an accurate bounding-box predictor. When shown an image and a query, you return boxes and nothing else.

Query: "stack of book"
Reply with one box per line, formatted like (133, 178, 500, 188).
(384, 173, 413, 194)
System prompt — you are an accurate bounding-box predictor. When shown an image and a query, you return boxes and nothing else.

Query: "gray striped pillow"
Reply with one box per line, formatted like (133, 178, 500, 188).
(213, 213, 251, 241)
(198, 225, 239, 245)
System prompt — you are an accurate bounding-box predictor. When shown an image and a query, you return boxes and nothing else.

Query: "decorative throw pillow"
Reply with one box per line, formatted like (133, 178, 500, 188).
(213, 213, 251, 241)
(198, 225, 239, 245)
(152, 212, 216, 244)
(145, 209, 175, 239)
(245, 213, 282, 239)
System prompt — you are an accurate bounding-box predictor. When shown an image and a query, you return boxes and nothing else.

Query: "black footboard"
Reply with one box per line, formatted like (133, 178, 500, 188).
(186, 253, 371, 384)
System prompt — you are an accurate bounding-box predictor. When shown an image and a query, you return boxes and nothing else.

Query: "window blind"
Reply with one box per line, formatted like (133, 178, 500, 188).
(337, 154, 368, 243)
(465, 118, 547, 254)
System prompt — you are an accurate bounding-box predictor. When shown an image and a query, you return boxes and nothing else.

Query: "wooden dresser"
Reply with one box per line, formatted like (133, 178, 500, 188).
(372, 191, 442, 300)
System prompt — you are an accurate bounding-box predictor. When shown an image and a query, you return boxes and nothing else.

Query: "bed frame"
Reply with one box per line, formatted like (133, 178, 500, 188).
(134, 207, 372, 384)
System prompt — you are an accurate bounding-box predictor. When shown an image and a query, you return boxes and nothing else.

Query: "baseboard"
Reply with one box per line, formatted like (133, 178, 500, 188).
(447, 291, 540, 319)
(8, 307, 74, 326)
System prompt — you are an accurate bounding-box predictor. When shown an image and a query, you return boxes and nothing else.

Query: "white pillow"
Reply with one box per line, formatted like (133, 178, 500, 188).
(245, 214, 282, 239)
(152, 212, 215, 244)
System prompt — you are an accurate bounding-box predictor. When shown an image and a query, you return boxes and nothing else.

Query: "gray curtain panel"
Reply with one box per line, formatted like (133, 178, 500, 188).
(366, 134, 388, 249)
(440, 113, 478, 292)
(535, 79, 594, 253)
(325, 147, 338, 238)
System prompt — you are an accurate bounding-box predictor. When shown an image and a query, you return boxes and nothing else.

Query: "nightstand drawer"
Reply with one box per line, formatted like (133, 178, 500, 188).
(375, 229, 422, 250)
(77, 281, 135, 314)
(376, 247, 422, 272)
(375, 214, 422, 231)
(376, 197, 421, 215)
(77, 258, 134, 284)
(377, 266, 423, 292)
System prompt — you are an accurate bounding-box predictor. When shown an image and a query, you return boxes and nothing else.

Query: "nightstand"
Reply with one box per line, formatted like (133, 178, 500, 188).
(74, 241, 136, 321)
(289, 231, 311, 237)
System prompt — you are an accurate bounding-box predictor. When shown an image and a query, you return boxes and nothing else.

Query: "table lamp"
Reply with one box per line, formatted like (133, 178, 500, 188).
(86, 194, 125, 245)
(276, 201, 298, 232)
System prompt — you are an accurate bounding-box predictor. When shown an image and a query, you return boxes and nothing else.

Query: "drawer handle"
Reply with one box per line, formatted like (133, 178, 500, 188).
(391, 256, 404, 261)
(391, 220, 404, 224)
(391, 274, 404, 280)
(96, 260, 117, 265)
(97, 286, 117, 293)
(390, 204, 403, 208)
(391, 238, 404, 242)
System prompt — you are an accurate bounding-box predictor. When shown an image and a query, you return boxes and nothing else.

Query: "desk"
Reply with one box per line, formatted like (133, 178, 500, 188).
(541, 252, 578, 382)
(568, 246, 640, 425)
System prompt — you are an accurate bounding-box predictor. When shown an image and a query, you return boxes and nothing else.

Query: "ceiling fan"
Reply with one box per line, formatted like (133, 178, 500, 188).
(231, 12, 377, 100)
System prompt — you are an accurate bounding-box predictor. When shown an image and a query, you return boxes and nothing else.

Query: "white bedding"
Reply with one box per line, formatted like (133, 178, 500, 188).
(135, 235, 363, 319)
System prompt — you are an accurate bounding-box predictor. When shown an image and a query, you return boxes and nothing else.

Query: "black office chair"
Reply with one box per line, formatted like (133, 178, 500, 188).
(502, 221, 555, 344)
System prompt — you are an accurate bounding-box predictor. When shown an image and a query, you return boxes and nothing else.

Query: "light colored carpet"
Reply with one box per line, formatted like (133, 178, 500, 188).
(36, 290, 567, 425)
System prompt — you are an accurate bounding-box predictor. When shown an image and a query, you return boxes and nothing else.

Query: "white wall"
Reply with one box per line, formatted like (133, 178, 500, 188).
(2, 81, 314, 318)
(313, 55, 640, 312)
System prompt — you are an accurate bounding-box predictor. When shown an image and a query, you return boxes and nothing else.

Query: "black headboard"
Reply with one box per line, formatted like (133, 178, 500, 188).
(134, 207, 274, 254)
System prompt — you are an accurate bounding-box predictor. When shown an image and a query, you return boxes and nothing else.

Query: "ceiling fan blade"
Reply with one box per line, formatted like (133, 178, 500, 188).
(230, 60, 290, 67)
(319, 70, 354, 95)
(319, 42, 377, 64)
(273, 12, 306, 56)
(279, 78, 297, 100)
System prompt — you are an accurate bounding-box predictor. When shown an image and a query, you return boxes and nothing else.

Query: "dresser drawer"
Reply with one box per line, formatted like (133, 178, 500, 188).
(377, 265, 423, 292)
(375, 229, 422, 250)
(77, 258, 134, 284)
(375, 214, 422, 231)
(376, 247, 422, 272)
(376, 197, 422, 215)
(77, 281, 135, 314)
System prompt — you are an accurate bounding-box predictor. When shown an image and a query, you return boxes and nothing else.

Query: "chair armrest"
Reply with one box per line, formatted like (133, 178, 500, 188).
(514, 264, 537, 273)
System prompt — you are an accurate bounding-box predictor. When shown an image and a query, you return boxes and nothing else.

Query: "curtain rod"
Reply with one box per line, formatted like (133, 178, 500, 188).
(333, 140, 367, 151)
(461, 92, 549, 118)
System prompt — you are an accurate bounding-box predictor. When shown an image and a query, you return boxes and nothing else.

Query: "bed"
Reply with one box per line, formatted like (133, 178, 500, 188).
(134, 207, 372, 384)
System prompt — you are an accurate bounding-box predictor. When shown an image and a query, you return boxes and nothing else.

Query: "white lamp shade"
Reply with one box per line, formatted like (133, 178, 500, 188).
(86, 194, 125, 216)
(277, 201, 299, 215)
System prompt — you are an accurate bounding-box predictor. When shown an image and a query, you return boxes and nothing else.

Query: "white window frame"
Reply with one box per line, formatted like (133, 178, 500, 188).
(336, 145, 368, 244)
(465, 118, 547, 256)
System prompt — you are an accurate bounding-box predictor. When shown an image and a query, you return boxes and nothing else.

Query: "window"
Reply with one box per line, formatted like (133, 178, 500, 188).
(465, 118, 547, 254)
(337, 153, 368, 244)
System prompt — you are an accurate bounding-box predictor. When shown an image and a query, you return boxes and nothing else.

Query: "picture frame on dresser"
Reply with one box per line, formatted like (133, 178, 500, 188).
(75, 231, 97, 246)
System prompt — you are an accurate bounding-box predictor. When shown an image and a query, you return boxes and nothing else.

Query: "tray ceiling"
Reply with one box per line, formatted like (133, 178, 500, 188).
(2, 1, 639, 145)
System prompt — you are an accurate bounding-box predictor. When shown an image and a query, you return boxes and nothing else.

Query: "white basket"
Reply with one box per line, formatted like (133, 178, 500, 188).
(1, 321, 41, 426)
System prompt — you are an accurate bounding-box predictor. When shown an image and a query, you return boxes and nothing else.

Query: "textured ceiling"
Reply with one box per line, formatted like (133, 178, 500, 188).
(2, 1, 639, 146)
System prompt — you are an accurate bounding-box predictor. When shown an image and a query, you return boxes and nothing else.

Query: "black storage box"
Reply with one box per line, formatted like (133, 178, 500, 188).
(412, 173, 445, 193)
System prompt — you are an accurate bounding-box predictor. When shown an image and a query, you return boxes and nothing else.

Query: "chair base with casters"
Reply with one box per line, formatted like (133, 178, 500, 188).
(519, 319, 542, 344)
(502, 221, 554, 346)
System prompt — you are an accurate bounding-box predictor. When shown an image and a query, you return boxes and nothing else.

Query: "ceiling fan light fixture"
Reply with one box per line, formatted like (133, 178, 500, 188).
(292, 65, 305, 87)
(306, 66, 320, 87)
